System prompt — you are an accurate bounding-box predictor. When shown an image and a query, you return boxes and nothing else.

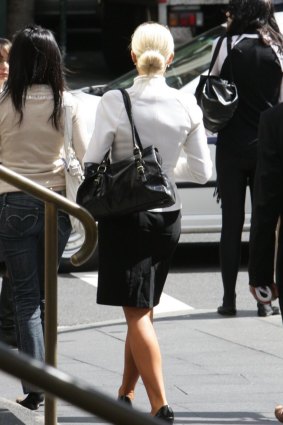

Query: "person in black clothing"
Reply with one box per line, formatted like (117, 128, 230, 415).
(209, 0, 283, 317)
(248, 104, 283, 423)
(248, 105, 283, 304)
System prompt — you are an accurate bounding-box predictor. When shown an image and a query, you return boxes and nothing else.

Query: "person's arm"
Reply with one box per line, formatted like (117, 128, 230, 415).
(249, 106, 283, 286)
(71, 98, 90, 163)
(174, 94, 213, 184)
(83, 91, 122, 164)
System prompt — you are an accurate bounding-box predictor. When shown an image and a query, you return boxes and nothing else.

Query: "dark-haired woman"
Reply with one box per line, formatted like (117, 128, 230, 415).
(210, 0, 283, 317)
(0, 25, 88, 409)
(0, 37, 18, 349)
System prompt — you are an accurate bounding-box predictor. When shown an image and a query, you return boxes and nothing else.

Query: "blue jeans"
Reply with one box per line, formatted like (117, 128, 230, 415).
(0, 192, 71, 393)
(0, 273, 15, 331)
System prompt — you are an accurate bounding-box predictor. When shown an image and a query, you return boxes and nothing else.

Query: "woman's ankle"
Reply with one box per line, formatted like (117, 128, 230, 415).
(118, 388, 135, 400)
(151, 399, 168, 416)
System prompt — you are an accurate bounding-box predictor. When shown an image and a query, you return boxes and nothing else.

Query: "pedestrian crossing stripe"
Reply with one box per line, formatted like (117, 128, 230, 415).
(71, 272, 194, 314)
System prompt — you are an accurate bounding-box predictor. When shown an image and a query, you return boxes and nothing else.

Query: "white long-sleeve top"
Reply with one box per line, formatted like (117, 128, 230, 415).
(0, 85, 89, 194)
(84, 75, 212, 212)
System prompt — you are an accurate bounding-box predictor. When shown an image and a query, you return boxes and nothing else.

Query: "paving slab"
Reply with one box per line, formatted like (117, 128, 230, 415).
(1, 309, 283, 424)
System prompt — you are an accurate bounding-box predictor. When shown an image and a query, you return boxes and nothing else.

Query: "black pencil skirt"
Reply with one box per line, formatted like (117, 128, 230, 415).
(97, 209, 181, 308)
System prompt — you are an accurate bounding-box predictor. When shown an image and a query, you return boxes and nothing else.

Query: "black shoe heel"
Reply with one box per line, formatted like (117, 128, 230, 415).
(155, 405, 174, 423)
(118, 395, 132, 407)
(16, 392, 44, 410)
(217, 305, 237, 316)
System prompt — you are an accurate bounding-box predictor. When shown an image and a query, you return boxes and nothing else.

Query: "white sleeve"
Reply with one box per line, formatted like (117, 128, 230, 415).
(83, 91, 121, 163)
(174, 95, 213, 184)
(63, 92, 90, 164)
(71, 99, 91, 163)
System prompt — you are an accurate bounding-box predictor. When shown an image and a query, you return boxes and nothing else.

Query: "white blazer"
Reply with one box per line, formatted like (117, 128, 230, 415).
(84, 75, 213, 212)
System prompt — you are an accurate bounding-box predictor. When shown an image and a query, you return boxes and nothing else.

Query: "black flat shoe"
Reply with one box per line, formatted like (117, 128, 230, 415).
(155, 405, 174, 423)
(16, 392, 44, 410)
(217, 305, 237, 316)
(118, 395, 132, 407)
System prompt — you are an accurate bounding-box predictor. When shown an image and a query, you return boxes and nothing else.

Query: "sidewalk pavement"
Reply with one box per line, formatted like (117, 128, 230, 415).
(1, 307, 283, 425)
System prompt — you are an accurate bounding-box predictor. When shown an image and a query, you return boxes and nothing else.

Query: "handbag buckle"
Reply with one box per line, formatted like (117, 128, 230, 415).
(137, 163, 145, 174)
(97, 163, 107, 173)
(133, 147, 142, 159)
(93, 176, 101, 186)
(136, 159, 147, 182)
(93, 163, 107, 187)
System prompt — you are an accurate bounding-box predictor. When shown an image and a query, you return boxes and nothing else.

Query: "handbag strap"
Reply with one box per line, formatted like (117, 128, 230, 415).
(208, 35, 233, 77)
(208, 36, 225, 74)
(99, 89, 144, 165)
(99, 89, 143, 165)
(64, 105, 73, 153)
(119, 88, 143, 151)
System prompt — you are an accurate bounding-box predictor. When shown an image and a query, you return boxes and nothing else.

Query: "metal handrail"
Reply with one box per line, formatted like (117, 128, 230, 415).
(0, 342, 161, 425)
(0, 164, 97, 425)
(0, 165, 97, 266)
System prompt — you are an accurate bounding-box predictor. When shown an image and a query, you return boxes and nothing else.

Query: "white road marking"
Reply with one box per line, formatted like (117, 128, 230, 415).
(71, 272, 98, 287)
(154, 293, 193, 314)
(71, 272, 194, 313)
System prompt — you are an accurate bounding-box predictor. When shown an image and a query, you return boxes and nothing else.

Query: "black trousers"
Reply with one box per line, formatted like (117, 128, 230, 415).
(216, 147, 257, 306)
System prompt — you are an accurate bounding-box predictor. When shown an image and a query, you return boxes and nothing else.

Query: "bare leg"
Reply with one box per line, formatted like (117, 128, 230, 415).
(122, 306, 167, 415)
(118, 332, 140, 400)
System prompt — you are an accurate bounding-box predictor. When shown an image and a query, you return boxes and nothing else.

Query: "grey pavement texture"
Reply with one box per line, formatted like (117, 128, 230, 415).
(1, 308, 283, 425)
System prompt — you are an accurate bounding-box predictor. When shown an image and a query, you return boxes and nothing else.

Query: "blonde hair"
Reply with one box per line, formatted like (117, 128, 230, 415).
(131, 22, 174, 75)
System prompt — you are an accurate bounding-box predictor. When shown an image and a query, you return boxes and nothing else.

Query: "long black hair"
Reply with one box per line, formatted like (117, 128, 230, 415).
(226, 0, 283, 48)
(2, 25, 66, 129)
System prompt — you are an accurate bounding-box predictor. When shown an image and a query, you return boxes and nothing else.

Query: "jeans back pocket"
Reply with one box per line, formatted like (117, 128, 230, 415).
(3, 204, 40, 237)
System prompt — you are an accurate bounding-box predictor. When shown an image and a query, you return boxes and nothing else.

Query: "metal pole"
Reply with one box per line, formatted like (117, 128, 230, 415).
(0, 165, 97, 266)
(45, 201, 58, 425)
(59, 0, 67, 60)
(0, 342, 162, 425)
(0, 0, 7, 36)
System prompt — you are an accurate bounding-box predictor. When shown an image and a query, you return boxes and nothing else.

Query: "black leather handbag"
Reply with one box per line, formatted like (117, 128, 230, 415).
(76, 89, 176, 220)
(195, 36, 238, 134)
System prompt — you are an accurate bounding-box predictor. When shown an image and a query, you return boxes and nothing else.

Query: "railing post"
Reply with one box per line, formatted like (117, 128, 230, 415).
(45, 201, 58, 425)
